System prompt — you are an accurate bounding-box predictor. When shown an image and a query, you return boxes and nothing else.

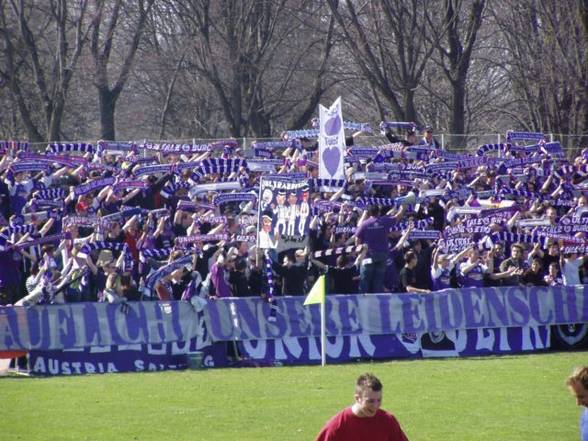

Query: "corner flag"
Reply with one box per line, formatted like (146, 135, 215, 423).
(303, 274, 327, 366)
(304, 275, 325, 305)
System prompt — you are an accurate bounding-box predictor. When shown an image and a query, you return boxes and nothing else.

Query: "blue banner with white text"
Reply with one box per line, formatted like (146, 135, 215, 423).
(204, 286, 588, 341)
(0, 302, 203, 351)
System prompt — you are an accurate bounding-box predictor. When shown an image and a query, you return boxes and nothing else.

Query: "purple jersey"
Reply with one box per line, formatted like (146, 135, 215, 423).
(458, 262, 487, 288)
(356, 216, 396, 255)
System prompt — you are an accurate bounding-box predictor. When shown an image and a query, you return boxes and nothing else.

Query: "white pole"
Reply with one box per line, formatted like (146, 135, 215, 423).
(320, 300, 326, 367)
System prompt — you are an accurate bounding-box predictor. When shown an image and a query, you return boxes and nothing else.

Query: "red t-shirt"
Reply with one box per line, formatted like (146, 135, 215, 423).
(315, 407, 409, 441)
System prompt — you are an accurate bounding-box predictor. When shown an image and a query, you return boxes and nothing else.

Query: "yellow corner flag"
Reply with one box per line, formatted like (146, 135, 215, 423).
(304, 274, 325, 305)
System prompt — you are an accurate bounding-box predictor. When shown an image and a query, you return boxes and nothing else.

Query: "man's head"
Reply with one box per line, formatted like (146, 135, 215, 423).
(406, 130, 417, 145)
(354, 373, 383, 417)
(548, 242, 559, 256)
(510, 244, 523, 260)
(404, 250, 417, 269)
(423, 126, 433, 142)
(567, 366, 588, 408)
(368, 205, 380, 217)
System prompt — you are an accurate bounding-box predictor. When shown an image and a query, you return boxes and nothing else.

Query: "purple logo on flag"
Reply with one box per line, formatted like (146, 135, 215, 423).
(322, 147, 341, 177)
(324, 115, 342, 136)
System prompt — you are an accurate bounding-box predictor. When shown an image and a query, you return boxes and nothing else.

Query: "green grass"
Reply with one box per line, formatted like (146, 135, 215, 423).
(1, 351, 586, 441)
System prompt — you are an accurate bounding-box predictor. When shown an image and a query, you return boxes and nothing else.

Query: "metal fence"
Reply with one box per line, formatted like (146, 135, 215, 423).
(19, 133, 588, 158)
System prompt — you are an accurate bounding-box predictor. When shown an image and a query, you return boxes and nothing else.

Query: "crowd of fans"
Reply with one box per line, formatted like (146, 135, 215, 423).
(0, 124, 587, 309)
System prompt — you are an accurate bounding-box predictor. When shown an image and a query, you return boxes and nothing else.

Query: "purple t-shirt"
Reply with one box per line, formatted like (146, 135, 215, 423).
(356, 216, 396, 255)
(210, 263, 232, 298)
(0, 250, 22, 288)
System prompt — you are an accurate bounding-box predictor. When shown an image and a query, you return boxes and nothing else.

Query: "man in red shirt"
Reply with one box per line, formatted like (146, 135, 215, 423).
(315, 373, 409, 441)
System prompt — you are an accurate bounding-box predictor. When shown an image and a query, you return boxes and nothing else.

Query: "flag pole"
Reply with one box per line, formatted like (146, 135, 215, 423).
(320, 298, 326, 367)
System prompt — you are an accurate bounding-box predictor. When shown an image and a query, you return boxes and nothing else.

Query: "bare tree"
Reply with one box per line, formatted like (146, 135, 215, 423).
(0, 0, 90, 141)
(490, 0, 587, 138)
(160, 0, 336, 138)
(326, 0, 440, 124)
(90, 0, 155, 140)
(427, 0, 486, 140)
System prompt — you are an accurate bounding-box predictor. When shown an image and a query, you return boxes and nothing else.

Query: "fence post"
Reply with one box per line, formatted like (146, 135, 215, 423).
(441, 133, 445, 150)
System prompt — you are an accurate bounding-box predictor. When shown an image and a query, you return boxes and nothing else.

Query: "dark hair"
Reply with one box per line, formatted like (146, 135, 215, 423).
(404, 250, 417, 264)
(336, 254, 349, 268)
(356, 373, 383, 394)
(368, 206, 380, 217)
(120, 273, 132, 287)
(234, 258, 247, 272)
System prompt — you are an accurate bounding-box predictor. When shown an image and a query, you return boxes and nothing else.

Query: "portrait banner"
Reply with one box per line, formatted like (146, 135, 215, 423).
(257, 178, 310, 252)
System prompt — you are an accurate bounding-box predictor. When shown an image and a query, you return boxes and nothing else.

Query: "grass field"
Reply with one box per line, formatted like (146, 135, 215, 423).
(1, 351, 586, 441)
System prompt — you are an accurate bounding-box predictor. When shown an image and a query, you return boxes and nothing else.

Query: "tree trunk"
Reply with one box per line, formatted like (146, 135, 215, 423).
(98, 88, 116, 141)
(403, 88, 418, 124)
(450, 81, 466, 147)
(48, 95, 65, 142)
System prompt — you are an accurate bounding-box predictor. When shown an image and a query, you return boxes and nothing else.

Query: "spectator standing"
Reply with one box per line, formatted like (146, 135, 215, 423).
(543, 261, 563, 286)
(399, 250, 430, 293)
(418, 126, 441, 148)
(561, 253, 588, 286)
(355, 205, 404, 293)
(499, 244, 527, 286)
(271, 249, 308, 296)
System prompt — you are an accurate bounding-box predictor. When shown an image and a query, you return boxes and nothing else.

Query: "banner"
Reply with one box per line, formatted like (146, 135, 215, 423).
(257, 178, 310, 251)
(236, 326, 553, 365)
(28, 316, 216, 376)
(203, 286, 588, 342)
(318, 97, 345, 180)
(0, 302, 203, 351)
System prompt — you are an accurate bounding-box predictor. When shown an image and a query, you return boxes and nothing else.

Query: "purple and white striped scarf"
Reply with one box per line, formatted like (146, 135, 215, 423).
(408, 230, 441, 240)
(312, 245, 363, 258)
(33, 188, 68, 200)
(490, 232, 546, 246)
(160, 181, 192, 198)
(285, 129, 319, 139)
(193, 215, 227, 224)
(101, 207, 144, 224)
(96, 141, 136, 153)
(475, 143, 511, 156)
(175, 234, 228, 246)
(133, 164, 174, 177)
(139, 247, 175, 262)
(247, 159, 284, 172)
(212, 193, 257, 207)
(10, 162, 51, 174)
(307, 178, 346, 191)
(9, 232, 70, 251)
(62, 215, 103, 228)
(379, 121, 416, 133)
(253, 139, 301, 150)
(191, 158, 248, 182)
(74, 177, 115, 196)
(0, 140, 29, 151)
(46, 143, 94, 154)
(506, 131, 544, 142)
(112, 180, 148, 192)
(177, 200, 216, 212)
(77, 240, 127, 257)
(145, 255, 193, 290)
(20, 152, 86, 167)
